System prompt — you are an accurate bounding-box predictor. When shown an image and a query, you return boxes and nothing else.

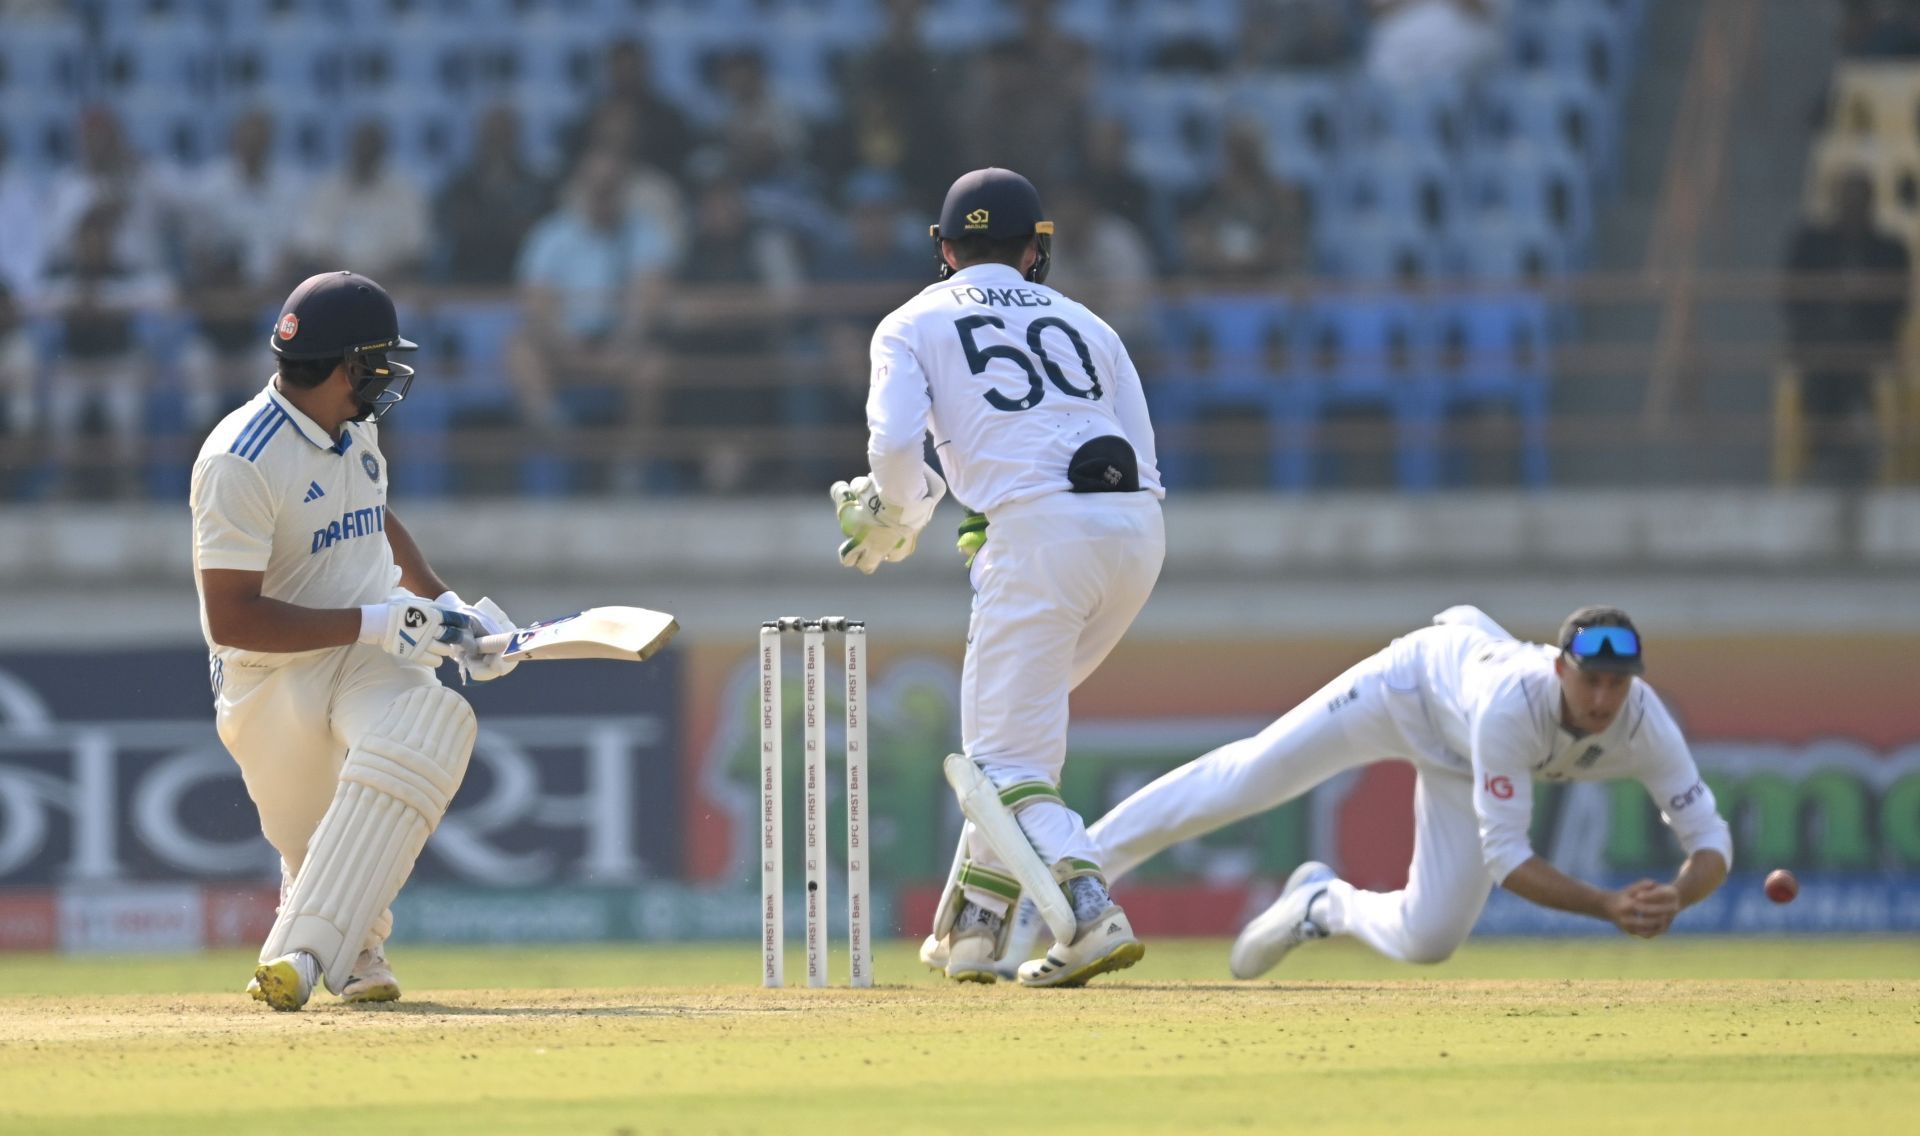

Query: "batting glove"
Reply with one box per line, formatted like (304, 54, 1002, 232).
(359, 596, 472, 666)
(439, 592, 520, 684)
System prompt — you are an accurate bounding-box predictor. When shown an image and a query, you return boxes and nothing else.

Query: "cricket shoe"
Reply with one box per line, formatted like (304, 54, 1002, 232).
(1016, 906, 1145, 988)
(943, 902, 1009, 983)
(341, 947, 401, 1004)
(1229, 861, 1335, 979)
(249, 950, 321, 1012)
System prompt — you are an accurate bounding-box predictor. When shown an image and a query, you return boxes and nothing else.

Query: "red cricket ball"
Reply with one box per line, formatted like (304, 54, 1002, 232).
(1765, 868, 1799, 904)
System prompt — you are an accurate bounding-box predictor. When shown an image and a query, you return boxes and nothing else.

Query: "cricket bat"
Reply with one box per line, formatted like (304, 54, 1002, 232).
(475, 606, 679, 663)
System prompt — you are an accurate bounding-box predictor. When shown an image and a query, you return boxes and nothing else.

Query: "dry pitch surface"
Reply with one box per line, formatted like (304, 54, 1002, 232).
(2, 938, 1916, 1135)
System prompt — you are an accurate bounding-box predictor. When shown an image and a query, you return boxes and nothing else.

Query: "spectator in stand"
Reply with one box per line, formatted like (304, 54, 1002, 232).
(45, 106, 172, 278)
(509, 148, 678, 441)
(1177, 125, 1311, 282)
(565, 38, 695, 183)
(819, 0, 956, 204)
(1082, 116, 1154, 220)
(957, 0, 1090, 186)
(1782, 169, 1910, 484)
(712, 51, 807, 166)
(810, 170, 931, 433)
(1242, 0, 1365, 69)
(1044, 182, 1160, 349)
(575, 100, 688, 267)
(1365, 0, 1509, 89)
(29, 201, 176, 498)
(174, 109, 303, 426)
(288, 120, 430, 282)
(652, 169, 802, 492)
(436, 104, 552, 285)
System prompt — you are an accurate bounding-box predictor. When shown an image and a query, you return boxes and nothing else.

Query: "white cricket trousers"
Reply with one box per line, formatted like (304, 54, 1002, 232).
(960, 491, 1165, 912)
(213, 644, 441, 954)
(1089, 647, 1495, 964)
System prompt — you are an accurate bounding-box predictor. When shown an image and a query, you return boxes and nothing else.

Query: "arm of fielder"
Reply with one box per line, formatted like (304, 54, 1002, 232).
(474, 605, 679, 663)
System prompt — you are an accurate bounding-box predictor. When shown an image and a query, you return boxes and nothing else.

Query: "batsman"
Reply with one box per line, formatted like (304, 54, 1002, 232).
(832, 169, 1166, 986)
(191, 271, 521, 1010)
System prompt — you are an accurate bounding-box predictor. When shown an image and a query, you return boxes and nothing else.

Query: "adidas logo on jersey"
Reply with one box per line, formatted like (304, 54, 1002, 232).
(302, 481, 326, 503)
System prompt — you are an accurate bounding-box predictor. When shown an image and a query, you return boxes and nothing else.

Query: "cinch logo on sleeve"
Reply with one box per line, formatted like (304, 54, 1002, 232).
(310, 505, 385, 554)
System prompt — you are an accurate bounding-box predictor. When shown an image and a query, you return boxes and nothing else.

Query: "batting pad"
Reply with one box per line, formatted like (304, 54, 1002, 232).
(260, 685, 476, 994)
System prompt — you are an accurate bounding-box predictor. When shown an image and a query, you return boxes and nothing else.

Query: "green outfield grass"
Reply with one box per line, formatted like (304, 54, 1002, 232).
(1, 938, 1916, 1135)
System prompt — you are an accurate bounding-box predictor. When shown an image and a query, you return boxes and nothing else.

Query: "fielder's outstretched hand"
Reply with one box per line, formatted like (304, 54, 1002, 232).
(1607, 879, 1681, 938)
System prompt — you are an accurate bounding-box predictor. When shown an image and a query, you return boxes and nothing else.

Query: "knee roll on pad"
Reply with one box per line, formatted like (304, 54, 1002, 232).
(260, 685, 476, 994)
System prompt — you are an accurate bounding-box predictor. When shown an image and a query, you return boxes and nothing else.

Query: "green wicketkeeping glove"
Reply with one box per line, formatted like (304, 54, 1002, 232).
(956, 510, 987, 567)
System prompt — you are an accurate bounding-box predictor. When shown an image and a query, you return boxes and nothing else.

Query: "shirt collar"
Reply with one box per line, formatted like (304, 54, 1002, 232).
(264, 383, 353, 454)
(947, 262, 1027, 286)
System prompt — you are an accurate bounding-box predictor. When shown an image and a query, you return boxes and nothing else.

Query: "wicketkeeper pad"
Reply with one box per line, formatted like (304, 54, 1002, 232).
(260, 685, 476, 994)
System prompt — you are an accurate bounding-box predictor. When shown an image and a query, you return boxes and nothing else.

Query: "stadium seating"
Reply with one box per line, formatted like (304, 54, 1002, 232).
(1149, 296, 1305, 491)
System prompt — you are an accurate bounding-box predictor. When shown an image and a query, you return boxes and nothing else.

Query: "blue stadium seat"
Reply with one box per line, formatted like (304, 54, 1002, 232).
(1149, 296, 1307, 490)
(1511, 3, 1638, 101)
(1325, 147, 1461, 234)
(1463, 144, 1592, 247)
(1298, 296, 1444, 490)
(0, 15, 89, 102)
(763, 9, 853, 121)
(1449, 216, 1574, 283)
(1132, 0, 1242, 68)
(98, 15, 223, 101)
(1230, 75, 1344, 161)
(918, 0, 1018, 54)
(116, 95, 230, 167)
(1321, 217, 1447, 285)
(1107, 77, 1230, 193)
(1431, 295, 1553, 488)
(0, 103, 75, 174)
(1342, 78, 1469, 161)
(1477, 74, 1616, 182)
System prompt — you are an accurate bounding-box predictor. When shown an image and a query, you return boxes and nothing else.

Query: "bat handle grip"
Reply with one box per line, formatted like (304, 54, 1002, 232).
(475, 632, 513, 654)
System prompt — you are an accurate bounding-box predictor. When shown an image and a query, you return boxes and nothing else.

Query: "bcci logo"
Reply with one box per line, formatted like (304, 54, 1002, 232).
(361, 452, 380, 482)
(965, 208, 990, 230)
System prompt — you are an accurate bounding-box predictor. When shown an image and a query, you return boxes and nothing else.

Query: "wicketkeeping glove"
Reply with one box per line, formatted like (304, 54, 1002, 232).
(830, 464, 947, 575)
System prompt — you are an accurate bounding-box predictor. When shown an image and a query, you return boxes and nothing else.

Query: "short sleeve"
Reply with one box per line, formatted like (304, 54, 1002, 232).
(192, 453, 276, 572)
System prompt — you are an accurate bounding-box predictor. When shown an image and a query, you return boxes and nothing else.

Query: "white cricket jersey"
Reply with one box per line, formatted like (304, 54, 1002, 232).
(865, 262, 1163, 514)
(1385, 606, 1733, 882)
(190, 381, 401, 673)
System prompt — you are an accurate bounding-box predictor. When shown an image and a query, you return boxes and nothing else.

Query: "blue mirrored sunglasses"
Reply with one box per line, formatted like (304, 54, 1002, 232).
(1567, 625, 1640, 659)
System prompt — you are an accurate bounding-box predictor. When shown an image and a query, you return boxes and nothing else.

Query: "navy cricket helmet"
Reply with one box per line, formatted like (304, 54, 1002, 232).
(929, 167, 1054, 284)
(269, 270, 418, 422)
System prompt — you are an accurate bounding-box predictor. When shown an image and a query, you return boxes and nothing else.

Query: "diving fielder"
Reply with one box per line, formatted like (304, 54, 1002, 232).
(832, 168, 1166, 987)
(192, 271, 517, 1011)
(1082, 604, 1733, 975)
